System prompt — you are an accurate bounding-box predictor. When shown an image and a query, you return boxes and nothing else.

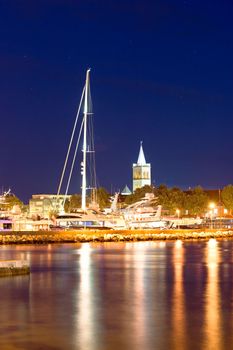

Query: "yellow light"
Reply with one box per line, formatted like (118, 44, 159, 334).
(209, 202, 215, 209)
(176, 209, 180, 215)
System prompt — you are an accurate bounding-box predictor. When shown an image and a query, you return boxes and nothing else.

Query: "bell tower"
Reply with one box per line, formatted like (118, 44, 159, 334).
(132, 142, 151, 192)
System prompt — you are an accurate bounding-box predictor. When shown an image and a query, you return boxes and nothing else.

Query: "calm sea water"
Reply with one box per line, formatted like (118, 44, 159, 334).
(0, 240, 232, 350)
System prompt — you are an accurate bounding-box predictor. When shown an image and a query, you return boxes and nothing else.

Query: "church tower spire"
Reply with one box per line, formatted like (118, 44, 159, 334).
(132, 141, 151, 192)
(137, 141, 146, 165)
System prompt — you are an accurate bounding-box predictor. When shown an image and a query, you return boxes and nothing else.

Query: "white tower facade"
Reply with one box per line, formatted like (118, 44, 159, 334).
(132, 142, 151, 192)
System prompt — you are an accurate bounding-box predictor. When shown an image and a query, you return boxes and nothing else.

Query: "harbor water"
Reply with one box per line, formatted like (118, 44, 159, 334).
(0, 240, 232, 349)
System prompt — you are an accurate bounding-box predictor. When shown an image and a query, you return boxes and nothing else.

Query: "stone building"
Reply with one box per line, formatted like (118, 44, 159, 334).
(29, 194, 70, 219)
(132, 142, 151, 192)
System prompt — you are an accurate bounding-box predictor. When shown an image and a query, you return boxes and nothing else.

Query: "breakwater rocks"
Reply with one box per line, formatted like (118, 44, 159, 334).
(0, 229, 233, 244)
(0, 260, 30, 276)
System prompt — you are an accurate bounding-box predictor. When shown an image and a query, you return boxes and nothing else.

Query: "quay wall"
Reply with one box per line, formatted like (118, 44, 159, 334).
(0, 229, 233, 244)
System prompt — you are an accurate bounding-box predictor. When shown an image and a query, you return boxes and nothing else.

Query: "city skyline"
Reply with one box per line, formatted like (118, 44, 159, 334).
(1, 1, 233, 202)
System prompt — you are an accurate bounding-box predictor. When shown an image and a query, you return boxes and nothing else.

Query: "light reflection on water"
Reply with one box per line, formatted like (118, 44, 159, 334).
(0, 240, 232, 349)
(77, 243, 100, 350)
(171, 240, 185, 350)
(205, 239, 221, 349)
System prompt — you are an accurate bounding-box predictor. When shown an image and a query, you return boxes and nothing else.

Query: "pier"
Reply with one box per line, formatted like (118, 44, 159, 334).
(0, 260, 30, 276)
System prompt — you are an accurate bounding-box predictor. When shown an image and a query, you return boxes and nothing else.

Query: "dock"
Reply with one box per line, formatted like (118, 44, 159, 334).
(0, 260, 30, 276)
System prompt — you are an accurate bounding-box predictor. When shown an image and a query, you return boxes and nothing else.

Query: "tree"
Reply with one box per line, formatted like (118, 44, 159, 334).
(184, 186, 208, 216)
(222, 185, 233, 213)
(96, 187, 110, 209)
(64, 194, 81, 212)
(64, 187, 110, 211)
(155, 185, 185, 214)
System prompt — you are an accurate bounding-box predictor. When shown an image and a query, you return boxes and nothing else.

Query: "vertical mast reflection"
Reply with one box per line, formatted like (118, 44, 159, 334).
(172, 240, 185, 349)
(77, 243, 97, 350)
(131, 242, 147, 348)
(205, 239, 221, 349)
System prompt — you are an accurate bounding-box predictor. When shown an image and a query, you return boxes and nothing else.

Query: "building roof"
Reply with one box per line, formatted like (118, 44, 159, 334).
(137, 141, 146, 165)
(121, 185, 132, 195)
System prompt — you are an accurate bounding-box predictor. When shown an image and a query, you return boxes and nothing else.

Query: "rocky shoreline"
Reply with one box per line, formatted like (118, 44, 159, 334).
(0, 229, 233, 244)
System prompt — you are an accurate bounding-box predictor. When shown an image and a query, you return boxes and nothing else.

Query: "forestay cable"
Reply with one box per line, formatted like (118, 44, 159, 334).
(57, 86, 85, 196)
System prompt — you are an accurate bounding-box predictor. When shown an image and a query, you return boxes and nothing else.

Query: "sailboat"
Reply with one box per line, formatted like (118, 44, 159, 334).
(54, 69, 126, 230)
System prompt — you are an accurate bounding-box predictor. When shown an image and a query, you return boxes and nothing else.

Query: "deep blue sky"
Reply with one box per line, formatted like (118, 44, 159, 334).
(1, 0, 233, 202)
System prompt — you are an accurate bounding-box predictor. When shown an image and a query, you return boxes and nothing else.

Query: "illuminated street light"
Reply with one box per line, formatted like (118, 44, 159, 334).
(209, 202, 215, 210)
(209, 202, 215, 229)
(176, 209, 180, 229)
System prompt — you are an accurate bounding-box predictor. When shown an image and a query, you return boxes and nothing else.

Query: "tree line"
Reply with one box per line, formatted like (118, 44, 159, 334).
(124, 184, 233, 216)
(3, 184, 233, 217)
(64, 184, 233, 216)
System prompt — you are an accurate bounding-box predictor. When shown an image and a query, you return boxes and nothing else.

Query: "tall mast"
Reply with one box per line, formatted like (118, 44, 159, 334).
(81, 69, 91, 210)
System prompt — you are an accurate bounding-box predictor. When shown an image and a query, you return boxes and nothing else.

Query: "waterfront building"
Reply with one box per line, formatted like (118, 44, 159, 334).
(29, 194, 70, 219)
(132, 142, 151, 192)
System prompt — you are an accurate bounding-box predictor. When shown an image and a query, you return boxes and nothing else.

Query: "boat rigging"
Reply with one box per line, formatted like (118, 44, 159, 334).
(57, 69, 97, 212)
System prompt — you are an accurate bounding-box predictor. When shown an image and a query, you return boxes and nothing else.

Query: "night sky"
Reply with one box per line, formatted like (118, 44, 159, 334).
(1, 0, 233, 202)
